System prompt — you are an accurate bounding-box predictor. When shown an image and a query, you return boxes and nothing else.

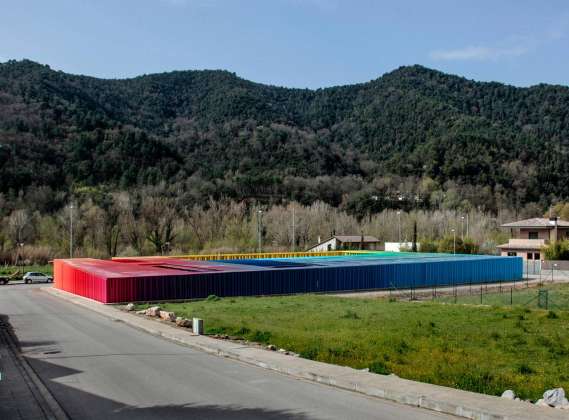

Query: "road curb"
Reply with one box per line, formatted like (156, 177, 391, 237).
(43, 287, 567, 420)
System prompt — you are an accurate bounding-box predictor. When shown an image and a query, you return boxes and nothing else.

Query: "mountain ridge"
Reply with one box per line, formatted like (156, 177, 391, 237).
(1, 59, 568, 215)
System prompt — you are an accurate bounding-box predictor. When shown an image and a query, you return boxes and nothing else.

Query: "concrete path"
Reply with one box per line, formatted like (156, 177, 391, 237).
(42, 286, 568, 420)
(0, 283, 454, 420)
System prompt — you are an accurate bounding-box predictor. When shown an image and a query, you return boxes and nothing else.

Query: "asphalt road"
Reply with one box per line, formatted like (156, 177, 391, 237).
(0, 283, 455, 420)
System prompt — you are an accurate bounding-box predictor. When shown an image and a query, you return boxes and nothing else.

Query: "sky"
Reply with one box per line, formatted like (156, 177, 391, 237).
(1, 0, 568, 88)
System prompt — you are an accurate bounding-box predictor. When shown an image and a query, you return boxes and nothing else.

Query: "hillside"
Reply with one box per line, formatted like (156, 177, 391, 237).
(1, 59, 568, 214)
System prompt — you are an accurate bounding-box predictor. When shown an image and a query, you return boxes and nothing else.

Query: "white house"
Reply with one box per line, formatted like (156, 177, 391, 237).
(384, 242, 420, 252)
(307, 235, 381, 252)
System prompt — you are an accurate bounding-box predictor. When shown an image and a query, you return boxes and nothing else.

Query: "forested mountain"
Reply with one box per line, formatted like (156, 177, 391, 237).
(1, 59, 569, 216)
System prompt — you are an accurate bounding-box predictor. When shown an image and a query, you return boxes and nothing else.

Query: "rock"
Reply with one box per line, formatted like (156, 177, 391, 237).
(145, 306, 161, 317)
(125, 303, 135, 311)
(501, 390, 516, 400)
(278, 348, 287, 353)
(535, 399, 550, 407)
(543, 388, 566, 407)
(360, 368, 370, 372)
(159, 311, 176, 322)
(175, 318, 192, 328)
(135, 310, 146, 315)
(267, 344, 277, 351)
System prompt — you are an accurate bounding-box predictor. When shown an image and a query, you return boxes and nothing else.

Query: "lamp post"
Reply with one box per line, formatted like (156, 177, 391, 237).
(291, 204, 295, 252)
(451, 228, 456, 254)
(18, 242, 24, 275)
(397, 210, 402, 245)
(461, 216, 465, 240)
(69, 204, 74, 259)
(257, 210, 263, 253)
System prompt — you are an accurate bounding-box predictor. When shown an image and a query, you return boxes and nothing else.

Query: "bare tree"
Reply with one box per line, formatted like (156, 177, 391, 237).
(8, 209, 31, 246)
(141, 196, 177, 254)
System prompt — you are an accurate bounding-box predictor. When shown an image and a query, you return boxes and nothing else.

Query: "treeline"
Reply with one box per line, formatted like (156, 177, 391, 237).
(1, 184, 544, 265)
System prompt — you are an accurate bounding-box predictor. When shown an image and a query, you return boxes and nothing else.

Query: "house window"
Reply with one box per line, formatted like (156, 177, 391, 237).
(528, 231, 538, 239)
(507, 252, 517, 257)
(534, 252, 540, 260)
(527, 252, 533, 260)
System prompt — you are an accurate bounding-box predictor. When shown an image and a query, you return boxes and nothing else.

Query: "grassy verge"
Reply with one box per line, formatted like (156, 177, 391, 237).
(435, 282, 569, 310)
(0, 264, 53, 277)
(136, 294, 569, 400)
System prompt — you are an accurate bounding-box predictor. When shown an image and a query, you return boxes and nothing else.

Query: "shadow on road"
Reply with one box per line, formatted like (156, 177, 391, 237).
(1, 314, 313, 419)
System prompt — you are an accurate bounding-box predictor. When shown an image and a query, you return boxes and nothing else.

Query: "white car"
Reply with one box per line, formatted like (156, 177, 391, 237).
(23, 272, 53, 284)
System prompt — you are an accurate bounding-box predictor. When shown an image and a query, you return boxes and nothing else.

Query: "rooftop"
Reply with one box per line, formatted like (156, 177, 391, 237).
(501, 218, 569, 228)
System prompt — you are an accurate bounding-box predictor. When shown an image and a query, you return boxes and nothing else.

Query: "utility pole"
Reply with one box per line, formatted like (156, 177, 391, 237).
(291, 204, 295, 252)
(257, 209, 263, 253)
(69, 203, 74, 258)
(397, 210, 402, 245)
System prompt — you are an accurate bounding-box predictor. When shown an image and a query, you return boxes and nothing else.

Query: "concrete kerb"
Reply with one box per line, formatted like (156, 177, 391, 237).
(43, 287, 567, 420)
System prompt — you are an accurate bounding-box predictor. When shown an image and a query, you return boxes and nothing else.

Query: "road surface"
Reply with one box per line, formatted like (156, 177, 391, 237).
(0, 283, 455, 419)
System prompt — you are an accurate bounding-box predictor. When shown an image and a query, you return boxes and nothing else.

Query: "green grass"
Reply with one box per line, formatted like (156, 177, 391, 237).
(136, 294, 569, 400)
(435, 282, 569, 311)
(0, 264, 53, 277)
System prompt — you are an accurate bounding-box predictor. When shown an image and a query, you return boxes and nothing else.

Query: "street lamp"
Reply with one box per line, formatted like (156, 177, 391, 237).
(69, 204, 74, 259)
(291, 204, 295, 252)
(257, 210, 263, 253)
(397, 210, 402, 245)
(461, 216, 465, 240)
(18, 242, 24, 275)
(451, 228, 456, 254)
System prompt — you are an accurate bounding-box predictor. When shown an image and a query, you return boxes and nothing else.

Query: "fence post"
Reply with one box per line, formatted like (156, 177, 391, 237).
(510, 288, 513, 306)
(480, 285, 483, 304)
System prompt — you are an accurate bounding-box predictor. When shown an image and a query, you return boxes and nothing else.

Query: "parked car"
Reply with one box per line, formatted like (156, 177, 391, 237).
(0, 276, 9, 285)
(23, 272, 53, 284)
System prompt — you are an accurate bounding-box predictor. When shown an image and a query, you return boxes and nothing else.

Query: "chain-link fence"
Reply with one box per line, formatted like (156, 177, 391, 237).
(384, 275, 569, 311)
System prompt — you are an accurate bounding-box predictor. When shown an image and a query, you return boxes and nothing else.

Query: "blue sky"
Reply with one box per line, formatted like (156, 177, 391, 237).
(1, 0, 568, 88)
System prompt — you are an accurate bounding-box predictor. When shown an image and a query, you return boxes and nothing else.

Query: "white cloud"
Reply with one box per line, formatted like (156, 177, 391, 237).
(429, 44, 529, 61)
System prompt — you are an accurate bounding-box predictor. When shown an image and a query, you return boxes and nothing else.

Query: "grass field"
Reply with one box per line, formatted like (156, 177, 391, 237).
(0, 264, 53, 277)
(137, 293, 569, 401)
(435, 282, 569, 311)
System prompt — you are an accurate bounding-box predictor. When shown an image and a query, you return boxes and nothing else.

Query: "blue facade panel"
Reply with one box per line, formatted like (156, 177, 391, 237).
(123, 254, 523, 301)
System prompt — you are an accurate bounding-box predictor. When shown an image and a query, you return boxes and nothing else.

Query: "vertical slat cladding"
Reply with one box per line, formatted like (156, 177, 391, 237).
(55, 256, 523, 303)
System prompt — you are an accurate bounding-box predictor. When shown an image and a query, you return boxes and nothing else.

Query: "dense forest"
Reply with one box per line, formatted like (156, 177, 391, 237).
(1, 59, 568, 261)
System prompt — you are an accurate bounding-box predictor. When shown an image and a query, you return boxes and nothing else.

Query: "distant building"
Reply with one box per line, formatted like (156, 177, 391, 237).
(307, 235, 381, 252)
(497, 217, 569, 260)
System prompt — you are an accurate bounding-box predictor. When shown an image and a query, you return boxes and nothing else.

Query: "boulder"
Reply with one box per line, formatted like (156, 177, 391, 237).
(501, 390, 516, 400)
(543, 388, 567, 407)
(176, 318, 192, 328)
(159, 311, 176, 322)
(125, 303, 135, 311)
(267, 344, 276, 351)
(145, 306, 161, 317)
(135, 310, 146, 315)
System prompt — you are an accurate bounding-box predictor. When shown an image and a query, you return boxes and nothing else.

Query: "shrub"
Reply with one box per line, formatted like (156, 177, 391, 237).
(543, 240, 569, 260)
(547, 310, 559, 319)
(517, 363, 535, 375)
(369, 360, 391, 375)
(251, 330, 272, 343)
